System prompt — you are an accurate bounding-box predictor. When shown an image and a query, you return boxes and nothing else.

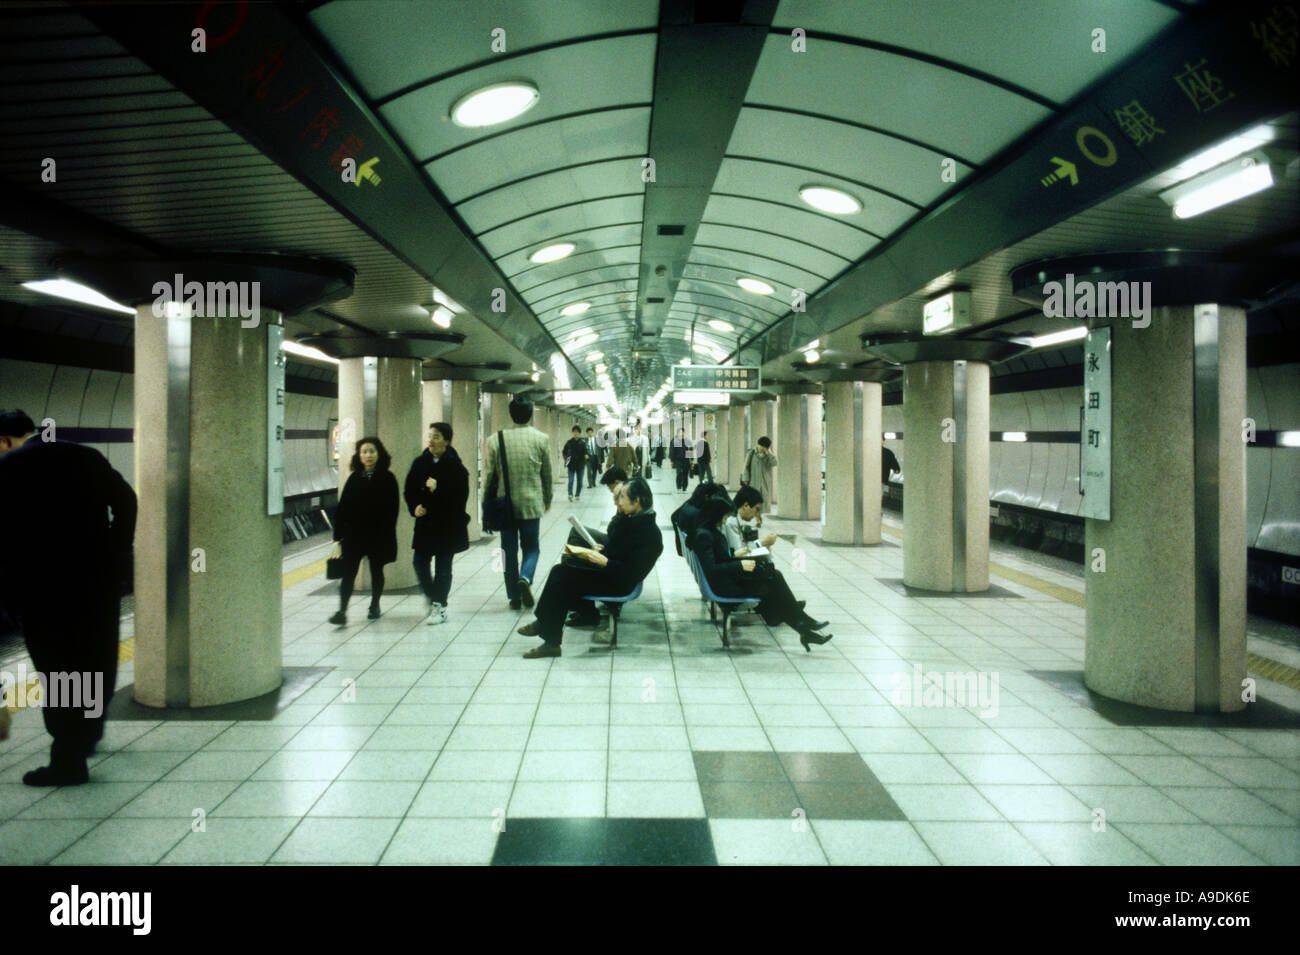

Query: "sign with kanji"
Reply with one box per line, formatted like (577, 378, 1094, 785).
(672, 364, 760, 393)
(1081, 327, 1111, 521)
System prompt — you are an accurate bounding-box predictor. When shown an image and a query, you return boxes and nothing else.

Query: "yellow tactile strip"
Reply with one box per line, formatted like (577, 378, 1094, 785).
(877, 524, 1300, 692)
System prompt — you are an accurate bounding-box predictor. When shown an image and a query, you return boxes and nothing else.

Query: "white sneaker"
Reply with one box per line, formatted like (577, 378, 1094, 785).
(426, 603, 448, 626)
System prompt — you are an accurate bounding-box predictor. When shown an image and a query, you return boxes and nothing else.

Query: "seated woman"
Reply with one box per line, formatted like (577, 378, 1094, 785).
(518, 478, 663, 658)
(691, 497, 832, 652)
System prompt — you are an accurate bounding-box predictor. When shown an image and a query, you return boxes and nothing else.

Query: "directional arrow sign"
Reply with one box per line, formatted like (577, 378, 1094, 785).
(1041, 156, 1079, 187)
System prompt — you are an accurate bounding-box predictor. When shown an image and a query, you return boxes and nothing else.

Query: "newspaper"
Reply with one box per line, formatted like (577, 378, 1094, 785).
(567, 515, 599, 549)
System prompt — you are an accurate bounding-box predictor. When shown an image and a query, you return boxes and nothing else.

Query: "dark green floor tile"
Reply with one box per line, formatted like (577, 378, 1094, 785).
(491, 818, 607, 865)
(792, 781, 906, 821)
(693, 750, 787, 781)
(699, 780, 801, 818)
(491, 818, 717, 865)
(605, 819, 717, 865)
(779, 751, 878, 783)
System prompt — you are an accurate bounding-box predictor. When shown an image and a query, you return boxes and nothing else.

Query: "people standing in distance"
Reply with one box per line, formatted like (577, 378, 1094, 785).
(695, 431, 713, 484)
(562, 425, 588, 501)
(691, 497, 831, 652)
(330, 436, 399, 625)
(604, 424, 637, 477)
(485, 395, 552, 611)
(670, 427, 691, 492)
(0, 409, 137, 786)
(584, 427, 602, 489)
(740, 435, 778, 505)
(404, 422, 469, 626)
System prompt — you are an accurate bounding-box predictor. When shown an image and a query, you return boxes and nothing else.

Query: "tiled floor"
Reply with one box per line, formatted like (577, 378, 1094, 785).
(2, 473, 1298, 865)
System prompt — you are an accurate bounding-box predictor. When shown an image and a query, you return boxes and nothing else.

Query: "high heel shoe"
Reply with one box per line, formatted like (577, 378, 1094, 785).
(798, 629, 833, 652)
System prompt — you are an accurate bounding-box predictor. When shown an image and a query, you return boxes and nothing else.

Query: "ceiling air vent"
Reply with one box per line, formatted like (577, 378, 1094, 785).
(657, 224, 685, 236)
(645, 296, 665, 303)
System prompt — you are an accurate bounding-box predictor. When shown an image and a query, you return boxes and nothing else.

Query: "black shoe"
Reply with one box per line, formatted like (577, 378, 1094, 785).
(509, 598, 522, 611)
(566, 612, 601, 629)
(329, 611, 346, 625)
(368, 605, 381, 619)
(23, 764, 89, 787)
(518, 577, 534, 609)
(798, 629, 833, 652)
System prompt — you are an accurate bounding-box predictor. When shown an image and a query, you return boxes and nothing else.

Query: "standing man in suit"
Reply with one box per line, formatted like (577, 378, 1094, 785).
(0, 409, 137, 786)
(484, 396, 552, 610)
(695, 431, 713, 485)
(562, 426, 588, 502)
(584, 427, 602, 489)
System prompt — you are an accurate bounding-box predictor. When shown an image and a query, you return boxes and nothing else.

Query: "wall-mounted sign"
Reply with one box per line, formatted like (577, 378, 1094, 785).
(672, 364, 760, 392)
(554, 389, 613, 405)
(1080, 326, 1111, 520)
(267, 323, 285, 516)
(672, 390, 732, 406)
(923, 290, 972, 335)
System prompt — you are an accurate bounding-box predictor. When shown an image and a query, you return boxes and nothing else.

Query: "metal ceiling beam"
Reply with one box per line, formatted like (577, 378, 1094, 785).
(740, 1, 1300, 366)
(72, 0, 591, 390)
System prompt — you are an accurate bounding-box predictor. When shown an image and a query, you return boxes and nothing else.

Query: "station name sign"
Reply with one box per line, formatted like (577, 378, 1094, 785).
(554, 390, 613, 406)
(672, 364, 760, 392)
(672, 390, 731, 406)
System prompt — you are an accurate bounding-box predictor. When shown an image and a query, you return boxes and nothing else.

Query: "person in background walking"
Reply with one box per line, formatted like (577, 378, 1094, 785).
(670, 427, 690, 491)
(584, 427, 602, 488)
(485, 396, 552, 610)
(563, 426, 588, 501)
(330, 436, 399, 625)
(404, 422, 469, 626)
(605, 424, 637, 476)
(883, 444, 901, 483)
(740, 435, 778, 505)
(695, 430, 713, 484)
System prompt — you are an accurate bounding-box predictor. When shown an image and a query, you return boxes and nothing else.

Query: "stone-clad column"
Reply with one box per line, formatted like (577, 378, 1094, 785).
(774, 386, 822, 520)
(728, 404, 746, 488)
(1085, 305, 1247, 713)
(447, 380, 482, 543)
(901, 360, 990, 592)
(823, 380, 884, 545)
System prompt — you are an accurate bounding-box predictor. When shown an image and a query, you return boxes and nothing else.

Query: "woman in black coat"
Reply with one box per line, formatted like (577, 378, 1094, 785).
(403, 422, 470, 626)
(330, 436, 399, 624)
(690, 498, 832, 652)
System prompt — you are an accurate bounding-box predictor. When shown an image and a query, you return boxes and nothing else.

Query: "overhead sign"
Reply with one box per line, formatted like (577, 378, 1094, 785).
(1080, 327, 1111, 520)
(922, 290, 972, 335)
(672, 390, 731, 406)
(554, 390, 613, 405)
(672, 364, 760, 392)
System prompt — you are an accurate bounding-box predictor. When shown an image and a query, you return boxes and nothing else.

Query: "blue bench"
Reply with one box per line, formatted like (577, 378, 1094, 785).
(677, 529, 761, 649)
(581, 580, 643, 649)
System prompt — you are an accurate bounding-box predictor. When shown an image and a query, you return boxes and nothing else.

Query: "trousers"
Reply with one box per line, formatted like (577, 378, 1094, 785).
(413, 547, 455, 606)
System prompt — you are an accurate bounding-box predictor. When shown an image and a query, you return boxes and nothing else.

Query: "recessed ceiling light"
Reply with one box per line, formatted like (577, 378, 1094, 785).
(595, 363, 607, 374)
(530, 371, 541, 382)
(450, 81, 539, 128)
(529, 242, 574, 264)
(571, 333, 599, 348)
(799, 185, 862, 214)
(22, 278, 135, 315)
(803, 349, 820, 363)
(707, 319, 734, 332)
(281, 340, 339, 365)
(585, 352, 604, 362)
(737, 277, 773, 295)
(560, 301, 590, 316)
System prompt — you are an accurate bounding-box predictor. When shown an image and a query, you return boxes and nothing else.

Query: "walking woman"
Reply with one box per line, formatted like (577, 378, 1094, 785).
(690, 497, 832, 652)
(404, 422, 470, 625)
(330, 436, 399, 624)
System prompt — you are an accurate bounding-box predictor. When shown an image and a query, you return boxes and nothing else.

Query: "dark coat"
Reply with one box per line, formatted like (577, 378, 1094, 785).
(882, 447, 901, 483)
(691, 525, 751, 597)
(335, 468, 399, 564)
(597, 508, 664, 593)
(404, 446, 470, 554)
(669, 438, 687, 464)
(562, 437, 588, 470)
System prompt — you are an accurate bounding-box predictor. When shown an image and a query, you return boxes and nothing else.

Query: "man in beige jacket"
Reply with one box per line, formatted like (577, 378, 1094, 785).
(484, 396, 553, 610)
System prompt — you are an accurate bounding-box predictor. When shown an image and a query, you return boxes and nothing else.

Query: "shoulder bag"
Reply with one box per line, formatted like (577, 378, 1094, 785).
(482, 431, 515, 532)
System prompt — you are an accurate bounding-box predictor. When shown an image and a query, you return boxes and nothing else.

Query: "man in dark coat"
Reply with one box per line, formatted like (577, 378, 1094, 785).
(517, 477, 663, 657)
(404, 422, 470, 625)
(882, 445, 901, 484)
(562, 426, 588, 501)
(583, 427, 602, 488)
(0, 410, 137, 786)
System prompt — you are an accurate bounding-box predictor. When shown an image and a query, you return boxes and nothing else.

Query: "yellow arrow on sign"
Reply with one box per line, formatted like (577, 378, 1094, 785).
(1039, 156, 1079, 187)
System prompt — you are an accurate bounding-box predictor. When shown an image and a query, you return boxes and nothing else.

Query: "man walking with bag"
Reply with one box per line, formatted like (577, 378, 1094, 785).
(484, 396, 552, 610)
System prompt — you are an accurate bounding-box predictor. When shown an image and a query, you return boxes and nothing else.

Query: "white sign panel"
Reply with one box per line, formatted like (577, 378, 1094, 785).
(1081, 326, 1111, 520)
(672, 390, 731, 406)
(267, 324, 286, 516)
(554, 389, 613, 405)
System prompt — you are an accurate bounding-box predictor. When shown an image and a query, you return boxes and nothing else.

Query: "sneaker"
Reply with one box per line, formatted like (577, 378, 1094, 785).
(426, 603, 448, 626)
(518, 577, 534, 609)
(329, 611, 346, 625)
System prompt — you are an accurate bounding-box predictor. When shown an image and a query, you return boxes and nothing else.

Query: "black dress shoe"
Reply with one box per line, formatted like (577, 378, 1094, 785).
(368, 605, 381, 619)
(566, 612, 601, 628)
(23, 764, 89, 787)
(509, 598, 522, 611)
(329, 611, 346, 625)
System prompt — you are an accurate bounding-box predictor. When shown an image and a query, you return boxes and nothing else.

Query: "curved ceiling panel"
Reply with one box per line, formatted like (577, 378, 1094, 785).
(310, 0, 660, 101)
(746, 36, 1053, 162)
(529, 279, 639, 315)
(693, 223, 850, 278)
(518, 263, 640, 302)
(701, 194, 877, 261)
(499, 224, 642, 278)
(727, 107, 972, 206)
(426, 106, 651, 203)
(774, 0, 1182, 105)
(458, 157, 646, 233)
(685, 248, 827, 297)
(478, 195, 645, 258)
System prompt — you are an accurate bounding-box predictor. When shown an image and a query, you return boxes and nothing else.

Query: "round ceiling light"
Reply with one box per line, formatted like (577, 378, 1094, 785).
(707, 319, 734, 332)
(529, 242, 575, 264)
(585, 351, 604, 362)
(803, 349, 820, 363)
(737, 277, 773, 295)
(560, 301, 591, 316)
(799, 185, 862, 214)
(451, 82, 539, 128)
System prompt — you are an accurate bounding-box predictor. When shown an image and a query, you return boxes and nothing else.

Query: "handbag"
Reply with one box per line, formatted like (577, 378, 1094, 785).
(325, 556, 344, 580)
(482, 431, 515, 532)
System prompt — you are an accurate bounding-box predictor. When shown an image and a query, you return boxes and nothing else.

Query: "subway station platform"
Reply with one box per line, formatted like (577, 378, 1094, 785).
(2, 471, 1296, 866)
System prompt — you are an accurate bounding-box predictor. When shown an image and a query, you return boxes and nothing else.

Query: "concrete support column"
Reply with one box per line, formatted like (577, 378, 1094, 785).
(1085, 305, 1247, 713)
(774, 390, 822, 521)
(421, 378, 446, 431)
(134, 305, 283, 708)
(714, 409, 729, 484)
(728, 404, 746, 488)
(823, 380, 884, 545)
(448, 381, 483, 543)
(902, 360, 990, 592)
(338, 356, 422, 589)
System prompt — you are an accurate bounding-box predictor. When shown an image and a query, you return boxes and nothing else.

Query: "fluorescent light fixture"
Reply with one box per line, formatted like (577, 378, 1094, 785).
(1161, 152, 1274, 219)
(1277, 430, 1300, 448)
(1027, 325, 1088, 348)
(1002, 431, 1028, 442)
(560, 302, 590, 316)
(803, 349, 820, 363)
(430, 286, 465, 313)
(554, 390, 614, 406)
(571, 333, 599, 348)
(22, 278, 135, 315)
(679, 358, 692, 365)
(530, 371, 541, 382)
(737, 277, 773, 295)
(799, 185, 862, 214)
(672, 390, 731, 405)
(281, 340, 339, 365)
(884, 432, 897, 440)
(707, 319, 734, 332)
(594, 363, 607, 374)
(585, 351, 604, 362)
(427, 305, 454, 328)
(1165, 124, 1275, 180)
(529, 242, 575, 264)
(450, 82, 539, 128)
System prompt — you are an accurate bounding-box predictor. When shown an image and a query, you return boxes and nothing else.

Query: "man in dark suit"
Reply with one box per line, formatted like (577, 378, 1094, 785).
(517, 477, 662, 657)
(0, 409, 137, 786)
